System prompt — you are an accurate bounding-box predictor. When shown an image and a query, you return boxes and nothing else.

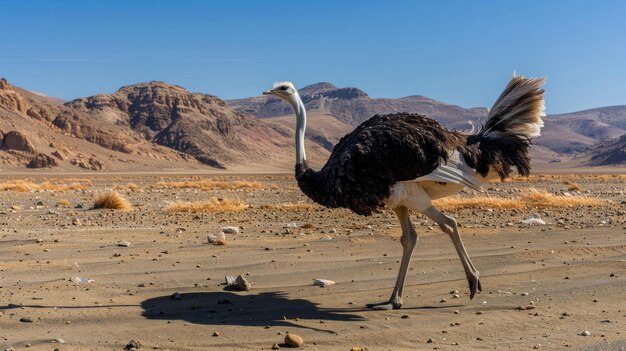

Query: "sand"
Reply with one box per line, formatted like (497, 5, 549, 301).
(1, 174, 625, 350)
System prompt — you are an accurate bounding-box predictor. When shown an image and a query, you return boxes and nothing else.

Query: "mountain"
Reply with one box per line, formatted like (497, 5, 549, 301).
(1, 78, 334, 171)
(1, 78, 202, 171)
(583, 134, 626, 166)
(66, 81, 293, 169)
(538, 106, 626, 154)
(228, 82, 488, 131)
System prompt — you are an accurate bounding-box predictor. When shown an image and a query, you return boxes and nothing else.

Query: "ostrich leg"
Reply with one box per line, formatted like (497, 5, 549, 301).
(422, 206, 482, 298)
(367, 206, 418, 310)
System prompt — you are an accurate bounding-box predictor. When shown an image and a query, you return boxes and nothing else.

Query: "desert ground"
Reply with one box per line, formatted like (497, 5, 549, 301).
(0, 173, 625, 351)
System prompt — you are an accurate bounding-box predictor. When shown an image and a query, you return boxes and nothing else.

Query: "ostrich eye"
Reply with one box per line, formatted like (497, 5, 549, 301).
(280, 86, 288, 91)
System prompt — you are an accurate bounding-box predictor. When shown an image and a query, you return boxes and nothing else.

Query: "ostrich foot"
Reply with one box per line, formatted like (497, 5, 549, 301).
(366, 299, 403, 310)
(467, 273, 482, 299)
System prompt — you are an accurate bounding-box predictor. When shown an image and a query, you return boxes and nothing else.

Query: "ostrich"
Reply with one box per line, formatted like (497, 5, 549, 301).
(263, 74, 545, 310)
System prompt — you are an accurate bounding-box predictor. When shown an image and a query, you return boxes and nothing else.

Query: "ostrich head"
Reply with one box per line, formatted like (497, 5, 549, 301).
(263, 81, 298, 105)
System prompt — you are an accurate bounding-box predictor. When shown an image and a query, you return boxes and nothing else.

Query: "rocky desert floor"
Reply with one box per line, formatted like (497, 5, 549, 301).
(0, 173, 625, 351)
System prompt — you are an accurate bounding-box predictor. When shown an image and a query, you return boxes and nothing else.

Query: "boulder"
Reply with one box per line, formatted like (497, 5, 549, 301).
(27, 153, 58, 168)
(3, 131, 35, 152)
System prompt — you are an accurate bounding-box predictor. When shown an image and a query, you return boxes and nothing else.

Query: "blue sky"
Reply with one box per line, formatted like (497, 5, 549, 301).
(1, 1, 625, 113)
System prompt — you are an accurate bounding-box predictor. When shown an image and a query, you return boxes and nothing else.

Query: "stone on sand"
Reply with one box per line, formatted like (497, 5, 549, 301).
(284, 333, 304, 347)
(313, 278, 336, 287)
(222, 226, 239, 234)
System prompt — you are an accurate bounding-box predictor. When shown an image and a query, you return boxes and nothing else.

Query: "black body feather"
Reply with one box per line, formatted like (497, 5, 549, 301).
(296, 113, 467, 216)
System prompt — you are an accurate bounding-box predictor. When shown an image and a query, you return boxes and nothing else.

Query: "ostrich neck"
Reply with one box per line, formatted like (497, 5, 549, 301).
(293, 92, 307, 165)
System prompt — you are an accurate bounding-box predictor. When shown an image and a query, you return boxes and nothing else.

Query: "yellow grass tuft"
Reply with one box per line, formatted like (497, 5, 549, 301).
(113, 183, 140, 191)
(164, 198, 247, 213)
(563, 181, 581, 191)
(0, 181, 89, 192)
(56, 199, 71, 207)
(260, 203, 319, 211)
(92, 192, 132, 210)
(154, 180, 277, 191)
(433, 188, 604, 211)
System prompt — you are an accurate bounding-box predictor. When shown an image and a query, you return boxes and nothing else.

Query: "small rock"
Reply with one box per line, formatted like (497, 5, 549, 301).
(225, 275, 251, 291)
(580, 330, 591, 336)
(521, 215, 546, 225)
(123, 340, 141, 350)
(222, 226, 239, 234)
(313, 279, 336, 287)
(72, 218, 81, 225)
(271, 344, 280, 350)
(69, 276, 94, 284)
(350, 348, 364, 351)
(171, 292, 182, 300)
(19, 317, 33, 323)
(212, 331, 220, 337)
(208, 232, 226, 244)
(427, 337, 434, 343)
(117, 240, 131, 247)
(50, 339, 65, 344)
(284, 333, 304, 347)
(320, 235, 333, 241)
(283, 222, 298, 229)
(328, 228, 337, 234)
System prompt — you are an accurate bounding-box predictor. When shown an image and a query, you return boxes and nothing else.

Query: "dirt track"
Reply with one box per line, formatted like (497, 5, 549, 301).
(1, 174, 625, 350)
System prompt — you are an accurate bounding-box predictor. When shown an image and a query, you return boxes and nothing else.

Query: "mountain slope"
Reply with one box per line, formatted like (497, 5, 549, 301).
(65, 81, 335, 170)
(228, 82, 487, 130)
(1, 78, 199, 171)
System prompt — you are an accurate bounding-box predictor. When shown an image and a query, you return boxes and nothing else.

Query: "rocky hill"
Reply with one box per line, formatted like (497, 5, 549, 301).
(1, 78, 203, 171)
(0, 78, 334, 171)
(228, 82, 487, 130)
(584, 134, 626, 166)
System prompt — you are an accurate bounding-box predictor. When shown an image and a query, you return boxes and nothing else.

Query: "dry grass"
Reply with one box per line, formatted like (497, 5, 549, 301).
(434, 188, 604, 211)
(260, 203, 319, 211)
(92, 192, 132, 211)
(154, 180, 278, 191)
(113, 183, 140, 191)
(565, 181, 581, 191)
(56, 199, 71, 207)
(509, 174, 626, 182)
(0, 181, 89, 192)
(164, 198, 247, 213)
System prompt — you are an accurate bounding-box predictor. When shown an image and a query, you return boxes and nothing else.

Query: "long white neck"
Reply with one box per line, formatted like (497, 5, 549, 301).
(291, 92, 307, 164)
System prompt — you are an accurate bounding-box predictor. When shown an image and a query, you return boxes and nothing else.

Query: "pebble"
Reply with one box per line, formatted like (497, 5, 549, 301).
(351, 348, 364, 351)
(208, 232, 226, 244)
(225, 275, 251, 290)
(283, 222, 298, 229)
(70, 276, 94, 284)
(123, 340, 141, 350)
(521, 215, 546, 225)
(72, 218, 81, 225)
(171, 292, 182, 300)
(212, 331, 220, 337)
(328, 228, 337, 234)
(222, 226, 240, 234)
(284, 333, 304, 347)
(313, 279, 336, 287)
(19, 317, 33, 323)
(320, 235, 333, 241)
(580, 330, 591, 336)
(118, 240, 131, 247)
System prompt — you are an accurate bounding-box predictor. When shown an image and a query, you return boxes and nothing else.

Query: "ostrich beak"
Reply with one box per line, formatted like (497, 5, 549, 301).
(262, 89, 274, 95)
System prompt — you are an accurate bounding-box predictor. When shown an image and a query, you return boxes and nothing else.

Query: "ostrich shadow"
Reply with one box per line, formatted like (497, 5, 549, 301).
(140, 291, 366, 333)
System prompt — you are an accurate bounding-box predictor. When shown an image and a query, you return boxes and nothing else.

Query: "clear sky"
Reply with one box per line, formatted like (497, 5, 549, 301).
(1, 0, 625, 113)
